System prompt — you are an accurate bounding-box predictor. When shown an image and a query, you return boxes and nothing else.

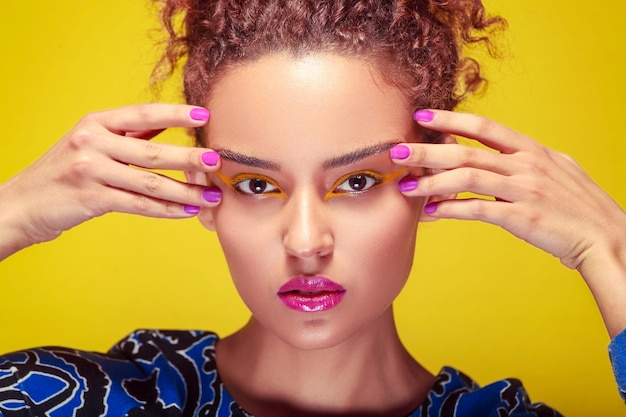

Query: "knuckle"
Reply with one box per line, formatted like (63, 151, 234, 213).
(85, 199, 109, 218)
(524, 179, 546, 201)
(188, 149, 202, 168)
(143, 172, 163, 193)
(135, 104, 156, 124)
(187, 184, 200, 203)
(460, 168, 480, 188)
(528, 162, 548, 179)
(76, 188, 110, 217)
(144, 141, 164, 162)
(422, 173, 437, 192)
(559, 152, 582, 168)
(68, 155, 94, 178)
(456, 146, 476, 167)
(472, 116, 495, 137)
(133, 194, 151, 214)
(77, 112, 99, 125)
(468, 200, 487, 219)
(527, 142, 552, 162)
(68, 128, 97, 150)
(517, 210, 541, 233)
(518, 152, 548, 177)
(164, 201, 180, 216)
(410, 145, 428, 164)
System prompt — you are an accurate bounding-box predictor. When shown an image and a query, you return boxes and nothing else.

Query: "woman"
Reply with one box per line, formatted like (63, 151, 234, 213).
(1, 1, 625, 416)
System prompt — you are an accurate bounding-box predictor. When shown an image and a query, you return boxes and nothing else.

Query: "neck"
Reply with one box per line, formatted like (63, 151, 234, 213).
(216, 307, 434, 417)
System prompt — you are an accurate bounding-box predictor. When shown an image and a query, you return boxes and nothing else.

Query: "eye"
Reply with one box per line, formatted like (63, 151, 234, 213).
(325, 169, 407, 200)
(326, 170, 384, 200)
(334, 172, 382, 193)
(216, 172, 286, 198)
(235, 178, 279, 195)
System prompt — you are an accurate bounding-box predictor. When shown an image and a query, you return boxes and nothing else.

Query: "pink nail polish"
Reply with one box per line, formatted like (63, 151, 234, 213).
(202, 189, 222, 203)
(398, 177, 418, 192)
(424, 203, 437, 214)
(414, 110, 435, 122)
(184, 205, 201, 215)
(190, 108, 210, 121)
(390, 145, 410, 160)
(202, 151, 219, 166)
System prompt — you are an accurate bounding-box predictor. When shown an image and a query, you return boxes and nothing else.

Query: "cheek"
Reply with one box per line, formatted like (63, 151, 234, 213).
(336, 190, 422, 250)
(333, 191, 423, 282)
(211, 197, 283, 284)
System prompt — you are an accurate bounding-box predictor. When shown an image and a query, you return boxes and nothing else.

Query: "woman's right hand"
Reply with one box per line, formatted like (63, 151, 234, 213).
(0, 103, 221, 261)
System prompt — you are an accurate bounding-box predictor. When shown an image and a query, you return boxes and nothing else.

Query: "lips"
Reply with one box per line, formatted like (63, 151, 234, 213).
(277, 276, 346, 312)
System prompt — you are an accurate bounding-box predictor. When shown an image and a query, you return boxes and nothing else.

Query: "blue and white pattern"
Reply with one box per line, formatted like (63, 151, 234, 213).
(0, 330, 562, 416)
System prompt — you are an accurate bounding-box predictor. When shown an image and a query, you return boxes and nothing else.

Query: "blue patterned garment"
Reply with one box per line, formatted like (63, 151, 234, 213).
(0, 329, 567, 416)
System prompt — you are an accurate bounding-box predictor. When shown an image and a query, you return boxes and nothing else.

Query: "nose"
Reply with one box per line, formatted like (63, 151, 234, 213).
(282, 189, 334, 259)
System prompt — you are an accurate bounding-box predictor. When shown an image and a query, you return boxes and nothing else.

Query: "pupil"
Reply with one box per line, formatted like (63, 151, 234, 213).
(251, 179, 267, 193)
(349, 176, 366, 191)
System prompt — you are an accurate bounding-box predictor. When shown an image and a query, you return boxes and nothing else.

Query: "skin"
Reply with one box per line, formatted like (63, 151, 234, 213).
(395, 111, 626, 339)
(0, 51, 625, 417)
(0, 104, 222, 261)
(190, 53, 437, 416)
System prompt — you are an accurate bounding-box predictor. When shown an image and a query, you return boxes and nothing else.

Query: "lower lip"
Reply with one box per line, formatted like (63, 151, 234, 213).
(278, 291, 346, 312)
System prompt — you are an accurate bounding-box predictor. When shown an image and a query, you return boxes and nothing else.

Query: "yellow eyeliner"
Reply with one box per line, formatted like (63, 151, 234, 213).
(215, 171, 287, 198)
(324, 168, 407, 200)
(215, 168, 407, 200)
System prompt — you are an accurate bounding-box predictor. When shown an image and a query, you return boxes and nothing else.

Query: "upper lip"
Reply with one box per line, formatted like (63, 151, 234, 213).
(278, 276, 345, 293)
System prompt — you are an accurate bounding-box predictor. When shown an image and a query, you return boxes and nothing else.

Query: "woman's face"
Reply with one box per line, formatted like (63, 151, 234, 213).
(200, 53, 427, 349)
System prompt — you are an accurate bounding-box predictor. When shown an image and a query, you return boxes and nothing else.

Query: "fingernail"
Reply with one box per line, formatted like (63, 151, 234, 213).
(201, 151, 220, 166)
(398, 177, 418, 192)
(424, 203, 437, 214)
(414, 110, 435, 122)
(190, 108, 210, 121)
(184, 205, 201, 215)
(202, 188, 222, 203)
(390, 145, 410, 160)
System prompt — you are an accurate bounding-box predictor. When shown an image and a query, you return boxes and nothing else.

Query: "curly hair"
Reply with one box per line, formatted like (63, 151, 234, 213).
(152, 0, 505, 144)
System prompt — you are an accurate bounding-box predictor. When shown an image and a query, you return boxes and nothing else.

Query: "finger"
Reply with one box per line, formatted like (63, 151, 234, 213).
(414, 109, 537, 154)
(125, 129, 165, 140)
(100, 135, 221, 172)
(100, 162, 222, 207)
(390, 142, 518, 175)
(424, 198, 519, 228)
(400, 168, 519, 202)
(101, 187, 207, 219)
(422, 198, 549, 248)
(87, 103, 210, 134)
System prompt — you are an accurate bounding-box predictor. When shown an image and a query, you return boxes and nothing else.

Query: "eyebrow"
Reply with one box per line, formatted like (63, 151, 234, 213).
(217, 141, 399, 171)
(322, 142, 399, 169)
(217, 149, 281, 170)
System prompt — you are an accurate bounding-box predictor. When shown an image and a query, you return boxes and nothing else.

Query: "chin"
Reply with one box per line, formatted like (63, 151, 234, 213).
(269, 317, 358, 351)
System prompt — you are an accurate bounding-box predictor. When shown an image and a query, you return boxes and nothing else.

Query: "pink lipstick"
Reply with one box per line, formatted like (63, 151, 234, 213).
(278, 276, 346, 312)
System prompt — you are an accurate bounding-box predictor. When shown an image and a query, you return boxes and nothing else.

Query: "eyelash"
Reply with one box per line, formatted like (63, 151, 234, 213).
(215, 169, 406, 200)
(215, 172, 287, 198)
(325, 170, 385, 200)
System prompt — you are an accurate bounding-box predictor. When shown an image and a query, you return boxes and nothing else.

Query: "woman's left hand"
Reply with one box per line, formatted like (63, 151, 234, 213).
(390, 109, 626, 272)
(390, 109, 626, 337)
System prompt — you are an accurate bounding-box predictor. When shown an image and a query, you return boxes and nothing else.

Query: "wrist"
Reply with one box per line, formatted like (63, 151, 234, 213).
(576, 229, 626, 339)
(0, 179, 47, 261)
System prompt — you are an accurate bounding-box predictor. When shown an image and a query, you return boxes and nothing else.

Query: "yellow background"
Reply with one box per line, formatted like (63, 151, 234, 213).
(1, 1, 625, 415)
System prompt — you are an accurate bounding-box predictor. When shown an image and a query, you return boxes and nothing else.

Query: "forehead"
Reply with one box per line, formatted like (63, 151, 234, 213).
(204, 53, 418, 162)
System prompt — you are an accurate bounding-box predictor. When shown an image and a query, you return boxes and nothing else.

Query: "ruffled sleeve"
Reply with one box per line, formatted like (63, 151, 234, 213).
(0, 330, 232, 417)
(608, 327, 626, 401)
(413, 367, 563, 417)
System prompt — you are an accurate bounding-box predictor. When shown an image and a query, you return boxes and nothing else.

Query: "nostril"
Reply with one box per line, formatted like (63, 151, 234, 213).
(281, 195, 334, 259)
(283, 238, 334, 260)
